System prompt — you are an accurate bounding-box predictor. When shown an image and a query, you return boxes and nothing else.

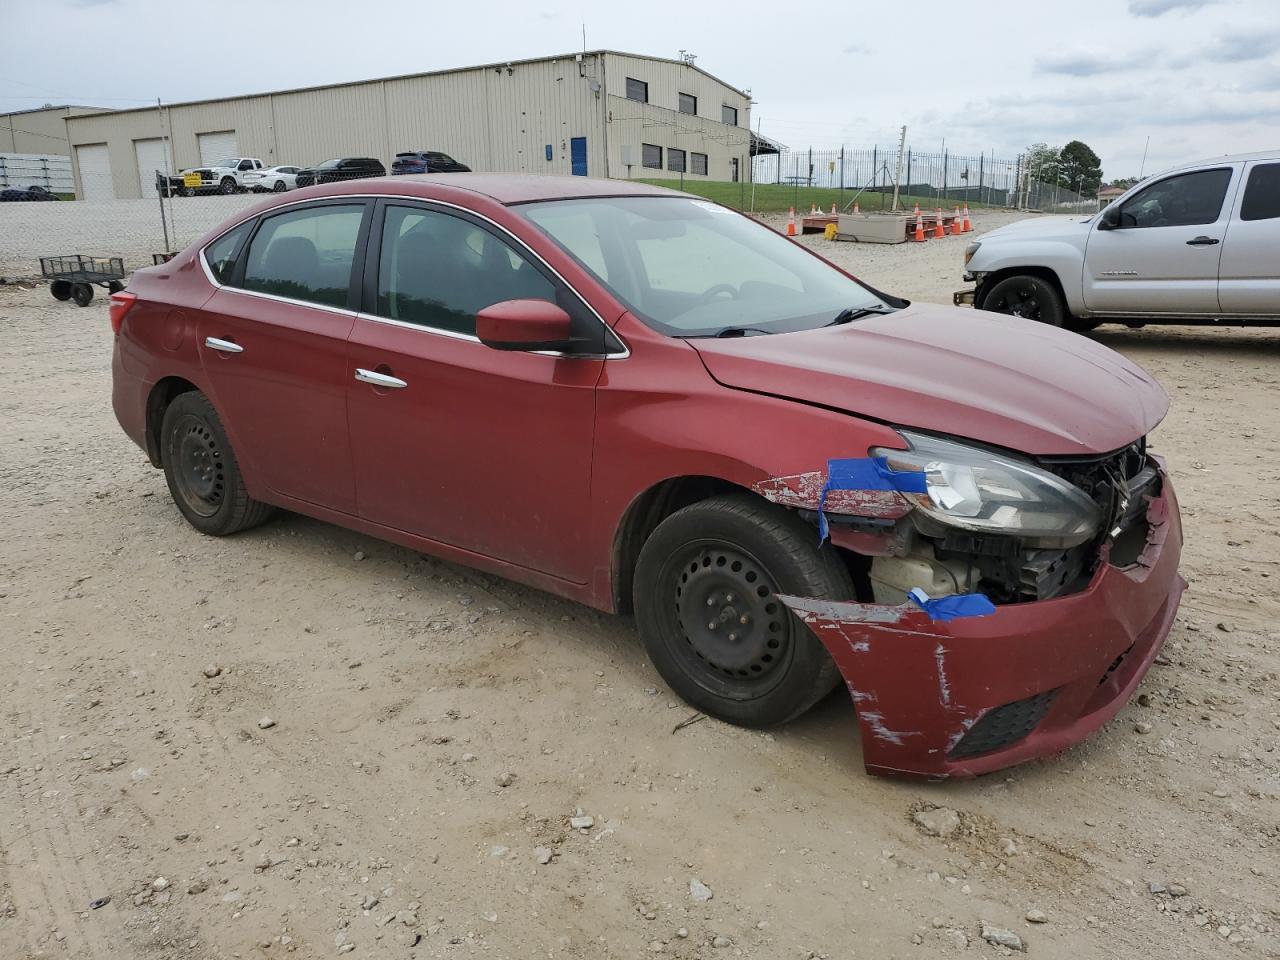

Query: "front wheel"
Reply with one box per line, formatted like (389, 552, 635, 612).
(71, 282, 93, 307)
(219, 177, 235, 194)
(981, 275, 1066, 327)
(633, 494, 853, 728)
(160, 391, 275, 536)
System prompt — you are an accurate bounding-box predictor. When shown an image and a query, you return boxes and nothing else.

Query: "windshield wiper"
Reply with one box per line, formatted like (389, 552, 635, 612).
(708, 326, 774, 338)
(827, 304, 896, 326)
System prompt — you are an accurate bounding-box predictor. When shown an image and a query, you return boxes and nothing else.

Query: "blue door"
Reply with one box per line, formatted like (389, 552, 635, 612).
(570, 137, 587, 177)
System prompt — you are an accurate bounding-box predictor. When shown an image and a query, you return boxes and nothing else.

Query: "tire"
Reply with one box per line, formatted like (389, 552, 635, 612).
(981, 275, 1066, 327)
(159, 391, 275, 536)
(107, 280, 124, 294)
(272, 180, 286, 192)
(1065, 317, 1102, 332)
(71, 282, 93, 307)
(219, 177, 236, 195)
(50, 279, 72, 301)
(180, 185, 193, 198)
(633, 493, 855, 728)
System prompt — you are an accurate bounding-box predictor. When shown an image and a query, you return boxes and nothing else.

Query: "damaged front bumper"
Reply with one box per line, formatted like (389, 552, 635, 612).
(782, 471, 1184, 779)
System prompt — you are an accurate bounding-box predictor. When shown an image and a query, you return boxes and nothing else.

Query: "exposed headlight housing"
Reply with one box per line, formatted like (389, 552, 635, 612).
(963, 240, 981, 266)
(872, 432, 1104, 548)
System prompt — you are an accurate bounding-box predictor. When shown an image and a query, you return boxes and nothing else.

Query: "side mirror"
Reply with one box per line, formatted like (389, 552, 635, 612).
(477, 299, 577, 352)
(1098, 206, 1122, 230)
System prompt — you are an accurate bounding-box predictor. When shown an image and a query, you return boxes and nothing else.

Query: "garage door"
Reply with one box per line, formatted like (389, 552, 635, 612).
(76, 143, 113, 201)
(133, 138, 172, 197)
(197, 131, 238, 166)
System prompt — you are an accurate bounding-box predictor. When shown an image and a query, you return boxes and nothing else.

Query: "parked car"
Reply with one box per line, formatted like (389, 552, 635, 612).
(391, 151, 471, 174)
(158, 158, 266, 197)
(0, 184, 58, 201)
(243, 165, 302, 193)
(294, 158, 386, 188)
(109, 175, 1183, 779)
(957, 150, 1280, 328)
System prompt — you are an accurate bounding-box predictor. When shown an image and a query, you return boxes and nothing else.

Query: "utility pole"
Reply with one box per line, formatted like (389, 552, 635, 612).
(891, 125, 906, 212)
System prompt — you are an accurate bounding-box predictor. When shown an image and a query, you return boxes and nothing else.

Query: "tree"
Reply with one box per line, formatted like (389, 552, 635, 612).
(1107, 176, 1140, 190)
(1058, 140, 1103, 196)
(1024, 142, 1061, 185)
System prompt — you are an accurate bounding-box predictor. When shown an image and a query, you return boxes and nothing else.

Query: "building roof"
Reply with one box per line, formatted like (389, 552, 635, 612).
(64, 50, 749, 122)
(1, 104, 106, 117)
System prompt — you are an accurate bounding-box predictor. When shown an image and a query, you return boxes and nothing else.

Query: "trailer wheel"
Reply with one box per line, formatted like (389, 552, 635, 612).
(107, 280, 125, 294)
(50, 280, 72, 301)
(71, 283, 94, 307)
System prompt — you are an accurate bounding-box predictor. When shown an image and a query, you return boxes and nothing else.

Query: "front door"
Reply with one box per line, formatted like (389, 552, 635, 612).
(570, 137, 588, 177)
(1082, 165, 1238, 315)
(346, 201, 603, 582)
(197, 200, 368, 513)
(1219, 160, 1280, 315)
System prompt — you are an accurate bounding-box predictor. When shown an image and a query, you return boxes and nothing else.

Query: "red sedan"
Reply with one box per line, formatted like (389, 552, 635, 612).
(110, 175, 1184, 778)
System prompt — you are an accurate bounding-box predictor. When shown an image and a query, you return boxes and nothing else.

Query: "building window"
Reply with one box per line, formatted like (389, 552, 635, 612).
(721, 104, 738, 126)
(678, 93, 697, 115)
(690, 152, 708, 176)
(626, 78, 649, 103)
(641, 143, 663, 170)
(669, 148, 686, 173)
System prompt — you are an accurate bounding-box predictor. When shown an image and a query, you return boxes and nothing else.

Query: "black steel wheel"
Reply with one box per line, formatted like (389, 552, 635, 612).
(219, 177, 236, 194)
(981, 275, 1066, 326)
(71, 282, 93, 307)
(160, 391, 275, 536)
(50, 280, 72, 301)
(634, 493, 853, 728)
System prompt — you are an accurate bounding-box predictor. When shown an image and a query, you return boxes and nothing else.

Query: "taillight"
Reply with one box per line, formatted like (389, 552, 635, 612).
(109, 291, 138, 335)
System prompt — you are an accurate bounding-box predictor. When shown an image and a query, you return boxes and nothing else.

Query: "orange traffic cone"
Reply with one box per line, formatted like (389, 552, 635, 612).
(913, 201, 920, 217)
(913, 209, 925, 242)
(951, 206, 962, 235)
(962, 203, 972, 233)
(786, 207, 797, 237)
(853, 200, 861, 215)
(934, 207, 945, 239)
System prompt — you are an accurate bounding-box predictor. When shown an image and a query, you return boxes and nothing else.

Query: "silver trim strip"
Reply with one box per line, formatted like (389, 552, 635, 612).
(196, 192, 629, 358)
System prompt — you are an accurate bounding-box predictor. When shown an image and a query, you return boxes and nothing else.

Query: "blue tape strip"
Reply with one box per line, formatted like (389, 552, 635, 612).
(817, 456, 928, 542)
(907, 588, 996, 622)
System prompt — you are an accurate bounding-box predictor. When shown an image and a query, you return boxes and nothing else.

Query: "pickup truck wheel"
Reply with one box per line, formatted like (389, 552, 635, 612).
(982, 275, 1066, 327)
(219, 177, 236, 194)
(160, 391, 275, 536)
(1066, 318, 1102, 332)
(633, 493, 853, 728)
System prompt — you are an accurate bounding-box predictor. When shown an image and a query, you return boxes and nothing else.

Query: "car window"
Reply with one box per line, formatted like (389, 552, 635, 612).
(242, 204, 365, 308)
(238, 160, 252, 171)
(1118, 168, 1232, 228)
(376, 205, 557, 336)
(204, 220, 253, 284)
(1240, 163, 1280, 222)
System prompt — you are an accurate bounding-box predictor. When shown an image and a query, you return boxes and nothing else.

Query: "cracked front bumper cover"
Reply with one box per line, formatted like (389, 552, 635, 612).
(783, 467, 1184, 779)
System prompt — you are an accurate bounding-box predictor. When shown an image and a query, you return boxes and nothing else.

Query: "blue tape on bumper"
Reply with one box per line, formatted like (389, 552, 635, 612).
(907, 588, 997, 622)
(817, 456, 928, 541)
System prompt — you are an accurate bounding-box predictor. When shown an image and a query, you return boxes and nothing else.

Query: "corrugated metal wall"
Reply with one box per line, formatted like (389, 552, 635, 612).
(0, 106, 110, 155)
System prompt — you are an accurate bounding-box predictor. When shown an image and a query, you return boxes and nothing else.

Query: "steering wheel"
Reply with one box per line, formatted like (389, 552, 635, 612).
(698, 283, 739, 302)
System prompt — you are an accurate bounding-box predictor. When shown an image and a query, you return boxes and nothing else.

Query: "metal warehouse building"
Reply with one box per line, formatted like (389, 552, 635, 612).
(65, 51, 754, 201)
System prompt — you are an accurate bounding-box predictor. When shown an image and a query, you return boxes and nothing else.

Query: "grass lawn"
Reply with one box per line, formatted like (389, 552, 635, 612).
(634, 178, 996, 215)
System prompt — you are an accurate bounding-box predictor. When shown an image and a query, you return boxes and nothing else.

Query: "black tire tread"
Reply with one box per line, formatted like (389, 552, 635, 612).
(983, 274, 1066, 327)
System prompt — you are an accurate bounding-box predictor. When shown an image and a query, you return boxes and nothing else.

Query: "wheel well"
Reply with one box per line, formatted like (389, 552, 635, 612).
(145, 377, 199, 467)
(975, 266, 1067, 310)
(611, 476, 745, 613)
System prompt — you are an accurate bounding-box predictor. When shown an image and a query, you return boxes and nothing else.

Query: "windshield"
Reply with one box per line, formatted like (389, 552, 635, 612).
(519, 196, 885, 336)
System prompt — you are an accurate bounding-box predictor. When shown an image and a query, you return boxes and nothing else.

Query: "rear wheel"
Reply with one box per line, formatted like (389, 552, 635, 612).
(50, 280, 72, 301)
(71, 282, 93, 307)
(981, 275, 1066, 327)
(272, 180, 286, 192)
(160, 391, 275, 536)
(634, 494, 853, 728)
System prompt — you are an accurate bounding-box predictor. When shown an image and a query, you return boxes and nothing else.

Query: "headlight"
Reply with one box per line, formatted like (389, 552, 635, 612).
(872, 432, 1103, 547)
(963, 241, 981, 266)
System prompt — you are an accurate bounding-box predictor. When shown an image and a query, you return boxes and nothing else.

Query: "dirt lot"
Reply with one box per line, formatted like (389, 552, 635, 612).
(0, 204, 1277, 960)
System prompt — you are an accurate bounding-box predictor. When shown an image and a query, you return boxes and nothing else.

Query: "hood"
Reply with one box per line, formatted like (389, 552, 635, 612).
(689, 303, 1168, 456)
(981, 214, 1093, 243)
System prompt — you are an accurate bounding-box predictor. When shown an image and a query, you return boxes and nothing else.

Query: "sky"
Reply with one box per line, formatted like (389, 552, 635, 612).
(4, 0, 1278, 179)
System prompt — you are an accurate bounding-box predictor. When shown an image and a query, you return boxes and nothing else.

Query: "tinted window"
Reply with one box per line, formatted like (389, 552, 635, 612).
(1240, 163, 1280, 221)
(691, 152, 708, 176)
(376, 206, 557, 336)
(668, 149, 686, 173)
(242, 204, 364, 308)
(204, 220, 253, 284)
(721, 105, 738, 126)
(1118, 168, 1232, 228)
(678, 93, 697, 115)
(625, 77, 648, 103)
(642, 143, 662, 170)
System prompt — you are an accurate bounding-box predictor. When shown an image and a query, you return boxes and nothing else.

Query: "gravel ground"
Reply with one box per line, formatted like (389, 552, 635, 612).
(1, 203, 1278, 960)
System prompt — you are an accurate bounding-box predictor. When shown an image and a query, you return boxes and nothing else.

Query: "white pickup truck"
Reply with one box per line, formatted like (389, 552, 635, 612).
(957, 151, 1280, 330)
(164, 158, 267, 196)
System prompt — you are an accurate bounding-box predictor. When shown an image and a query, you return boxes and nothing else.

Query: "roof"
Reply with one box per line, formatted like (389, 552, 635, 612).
(63, 50, 749, 122)
(298, 173, 683, 205)
(1160, 150, 1280, 174)
(1, 104, 106, 118)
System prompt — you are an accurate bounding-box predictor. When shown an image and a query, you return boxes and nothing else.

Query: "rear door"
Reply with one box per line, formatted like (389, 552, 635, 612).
(345, 200, 606, 582)
(1218, 160, 1280, 316)
(1082, 165, 1239, 314)
(197, 199, 370, 513)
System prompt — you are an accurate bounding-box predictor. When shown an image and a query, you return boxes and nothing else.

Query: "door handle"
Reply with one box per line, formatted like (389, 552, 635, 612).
(205, 336, 243, 353)
(1186, 236, 1220, 246)
(355, 368, 408, 389)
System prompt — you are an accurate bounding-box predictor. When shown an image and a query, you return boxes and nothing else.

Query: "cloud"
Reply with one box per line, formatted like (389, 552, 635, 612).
(1036, 50, 1143, 76)
(1204, 29, 1280, 62)
(842, 43, 867, 55)
(1129, 0, 1217, 15)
